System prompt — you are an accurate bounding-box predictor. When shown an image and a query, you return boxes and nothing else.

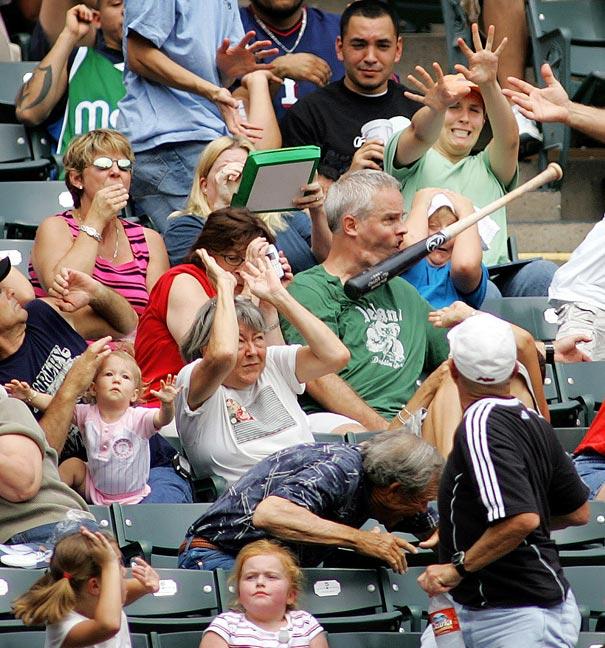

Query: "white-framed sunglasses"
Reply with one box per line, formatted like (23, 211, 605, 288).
(91, 156, 133, 171)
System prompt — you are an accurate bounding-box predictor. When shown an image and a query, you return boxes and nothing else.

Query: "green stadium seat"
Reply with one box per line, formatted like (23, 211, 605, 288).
(0, 568, 45, 630)
(0, 62, 38, 122)
(565, 566, 605, 631)
(380, 566, 429, 633)
(0, 631, 45, 648)
(216, 567, 401, 633)
(0, 124, 51, 180)
(554, 502, 605, 567)
(0, 238, 33, 272)
(126, 568, 219, 634)
(555, 362, 605, 425)
(0, 180, 73, 239)
(328, 632, 422, 647)
(480, 297, 558, 341)
(576, 631, 605, 647)
(554, 427, 588, 454)
(526, 0, 605, 172)
(89, 504, 115, 535)
(112, 503, 211, 567)
(149, 630, 203, 648)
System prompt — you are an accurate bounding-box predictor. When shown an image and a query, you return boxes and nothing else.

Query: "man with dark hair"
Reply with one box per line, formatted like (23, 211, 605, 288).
(280, 0, 419, 185)
(240, 0, 344, 121)
(419, 313, 589, 648)
(178, 431, 444, 571)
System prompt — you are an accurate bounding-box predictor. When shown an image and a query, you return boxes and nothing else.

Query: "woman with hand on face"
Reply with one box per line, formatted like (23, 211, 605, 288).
(29, 129, 169, 321)
(163, 135, 332, 274)
(175, 249, 350, 485)
(135, 207, 291, 414)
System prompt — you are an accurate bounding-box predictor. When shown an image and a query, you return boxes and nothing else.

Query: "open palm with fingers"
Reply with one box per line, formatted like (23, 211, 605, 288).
(455, 23, 507, 86)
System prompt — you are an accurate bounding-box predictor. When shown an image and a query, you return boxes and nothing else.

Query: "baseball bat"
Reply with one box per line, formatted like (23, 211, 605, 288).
(343, 162, 563, 299)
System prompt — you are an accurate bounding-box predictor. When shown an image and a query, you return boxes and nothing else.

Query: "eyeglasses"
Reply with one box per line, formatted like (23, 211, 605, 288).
(91, 156, 133, 171)
(219, 253, 245, 267)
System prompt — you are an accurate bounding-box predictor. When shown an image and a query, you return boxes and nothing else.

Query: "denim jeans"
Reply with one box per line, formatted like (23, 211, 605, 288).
(497, 259, 558, 297)
(131, 141, 208, 233)
(143, 466, 193, 503)
(177, 539, 235, 571)
(573, 453, 605, 499)
(7, 514, 99, 546)
(421, 590, 581, 648)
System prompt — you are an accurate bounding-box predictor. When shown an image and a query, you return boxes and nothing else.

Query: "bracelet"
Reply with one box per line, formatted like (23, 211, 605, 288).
(396, 406, 414, 425)
(25, 391, 35, 405)
(266, 322, 280, 332)
(544, 342, 555, 364)
(78, 224, 103, 242)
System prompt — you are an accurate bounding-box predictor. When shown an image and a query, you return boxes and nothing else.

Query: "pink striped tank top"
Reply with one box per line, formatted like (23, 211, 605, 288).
(29, 211, 150, 315)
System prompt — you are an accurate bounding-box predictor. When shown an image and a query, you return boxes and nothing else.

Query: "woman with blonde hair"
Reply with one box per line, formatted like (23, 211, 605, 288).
(29, 128, 169, 320)
(163, 135, 332, 273)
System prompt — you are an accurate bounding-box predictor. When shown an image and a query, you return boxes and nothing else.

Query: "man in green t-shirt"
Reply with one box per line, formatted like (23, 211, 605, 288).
(281, 169, 451, 431)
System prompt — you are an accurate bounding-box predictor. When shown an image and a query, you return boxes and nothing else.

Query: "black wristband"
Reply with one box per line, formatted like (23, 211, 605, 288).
(544, 342, 555, 364)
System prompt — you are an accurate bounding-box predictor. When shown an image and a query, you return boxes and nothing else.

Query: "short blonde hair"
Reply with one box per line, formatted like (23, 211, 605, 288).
(229, 540, 303, 612)
(63, 129, 134, 208)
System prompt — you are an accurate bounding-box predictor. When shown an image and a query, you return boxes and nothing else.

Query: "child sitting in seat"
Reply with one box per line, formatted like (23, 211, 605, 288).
(401, 188, 488, 309)
(5, 348, 180, 504)
(13, 526, 159, 648)
(201, 539, 328, 648)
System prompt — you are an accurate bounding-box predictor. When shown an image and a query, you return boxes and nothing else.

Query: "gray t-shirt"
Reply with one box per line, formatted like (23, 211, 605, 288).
(0, 398, 89, 543)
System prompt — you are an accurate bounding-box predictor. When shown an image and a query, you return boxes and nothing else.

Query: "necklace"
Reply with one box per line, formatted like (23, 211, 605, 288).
(112, 219, 119, 260)
(253, 7, 307, 55)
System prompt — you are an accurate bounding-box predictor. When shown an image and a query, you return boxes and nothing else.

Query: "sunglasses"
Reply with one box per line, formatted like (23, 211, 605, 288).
(91, 156, 133, 171)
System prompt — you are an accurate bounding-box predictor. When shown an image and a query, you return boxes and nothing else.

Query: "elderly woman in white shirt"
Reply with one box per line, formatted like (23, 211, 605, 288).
(175, 250, 351, 485)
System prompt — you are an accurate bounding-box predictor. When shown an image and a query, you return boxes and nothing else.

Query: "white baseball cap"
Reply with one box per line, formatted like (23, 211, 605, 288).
(447, 313, 517, 384)
(427, 193, 455, 218)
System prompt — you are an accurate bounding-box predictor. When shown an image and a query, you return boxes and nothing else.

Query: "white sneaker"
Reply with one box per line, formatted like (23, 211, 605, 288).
(513, 104, 543, 158)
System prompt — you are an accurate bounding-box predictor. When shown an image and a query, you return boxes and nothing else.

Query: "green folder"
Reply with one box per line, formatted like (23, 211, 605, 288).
(231, 145, 321, 212)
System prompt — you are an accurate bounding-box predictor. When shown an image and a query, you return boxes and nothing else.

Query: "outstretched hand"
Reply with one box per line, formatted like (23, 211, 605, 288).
(4, 379, 34, 402)
(554, 334, 592, 363)
(240, 255, 285, 303)
(428, 301, 477, 329)
(405, 62, 471, 112)
(216, 31, 277, 82)
(503, 63, 572, 124)
(455, 23, 507, 87)
(213, 87, 264, 141)
(150, 374, 182, 404)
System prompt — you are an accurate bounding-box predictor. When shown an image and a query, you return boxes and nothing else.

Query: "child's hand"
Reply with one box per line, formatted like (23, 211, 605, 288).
(81, 527, 120, 568)
(150, 374, 181, 404)
(4, 379, 34, 402)
(131, 557, 160, 594)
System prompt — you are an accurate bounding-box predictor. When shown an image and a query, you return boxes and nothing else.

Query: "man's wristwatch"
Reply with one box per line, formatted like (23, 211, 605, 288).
(78, 224, 103, 242)
(451, 550, 468, 577)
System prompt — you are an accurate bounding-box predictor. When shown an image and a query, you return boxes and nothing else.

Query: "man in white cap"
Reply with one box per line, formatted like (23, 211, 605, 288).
(418, 312, 589, 648)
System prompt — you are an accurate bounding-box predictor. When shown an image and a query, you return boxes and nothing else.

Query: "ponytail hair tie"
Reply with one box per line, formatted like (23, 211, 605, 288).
(63, 571, 73, 581)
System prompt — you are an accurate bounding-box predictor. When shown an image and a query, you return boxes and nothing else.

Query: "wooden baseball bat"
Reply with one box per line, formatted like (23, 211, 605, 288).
(343, 162, 563, 299)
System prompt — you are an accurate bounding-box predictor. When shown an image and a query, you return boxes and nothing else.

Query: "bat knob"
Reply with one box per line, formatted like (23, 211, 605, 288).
(547, 162, 563, 181)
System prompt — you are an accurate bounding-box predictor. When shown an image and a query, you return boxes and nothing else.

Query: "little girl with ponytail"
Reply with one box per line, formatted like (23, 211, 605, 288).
(13, 526, 159, 648)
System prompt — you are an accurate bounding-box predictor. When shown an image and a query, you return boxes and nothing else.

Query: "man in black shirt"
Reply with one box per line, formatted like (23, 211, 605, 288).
(419, 312, 589, 648)
(280, 0, 466, 186)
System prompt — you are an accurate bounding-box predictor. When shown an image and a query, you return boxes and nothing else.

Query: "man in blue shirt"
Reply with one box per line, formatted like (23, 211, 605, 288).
(178, 431, 443, 571)
(240, 0, 344, 121)
(117, 0, 276, 232)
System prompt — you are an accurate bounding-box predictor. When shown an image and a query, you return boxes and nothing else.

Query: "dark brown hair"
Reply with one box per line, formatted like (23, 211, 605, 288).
(185, 207, 275, 266)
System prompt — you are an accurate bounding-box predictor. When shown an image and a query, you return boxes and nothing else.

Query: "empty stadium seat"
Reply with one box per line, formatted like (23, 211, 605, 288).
(0, 61, 37, 122)
(0, 238, 33, 271)
(554, 427, 588, 454)
(0, 180, 73, 239)
(113, 503, 211, 567)
(0, 631, 45, 648)
(0, 124, 51, 180)
(576, 631, 605, 647)
(555, 362, 605, 425)
(554, 502, 605, 567)
(480, 297, 558, 341)
(149, 630, 202, 648)
(88, 504, 115, 535)
(380, 566, 429, 633)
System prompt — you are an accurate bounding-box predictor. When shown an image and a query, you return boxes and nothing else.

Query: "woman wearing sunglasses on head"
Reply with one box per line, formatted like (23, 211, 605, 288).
(29, 129, 169, 324)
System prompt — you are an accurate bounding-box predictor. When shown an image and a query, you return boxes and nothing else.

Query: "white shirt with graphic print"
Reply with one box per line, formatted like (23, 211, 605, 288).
(175, 345, 314, 485)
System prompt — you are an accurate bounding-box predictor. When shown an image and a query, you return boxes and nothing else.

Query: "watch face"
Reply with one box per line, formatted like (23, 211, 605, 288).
(452, 551, 465, 566)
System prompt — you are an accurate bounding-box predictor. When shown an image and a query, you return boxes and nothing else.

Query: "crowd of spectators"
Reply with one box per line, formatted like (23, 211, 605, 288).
(2, 1, 605, 646)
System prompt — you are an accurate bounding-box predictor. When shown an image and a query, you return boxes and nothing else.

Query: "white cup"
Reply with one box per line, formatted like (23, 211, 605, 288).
(360, 119, 394, 145)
